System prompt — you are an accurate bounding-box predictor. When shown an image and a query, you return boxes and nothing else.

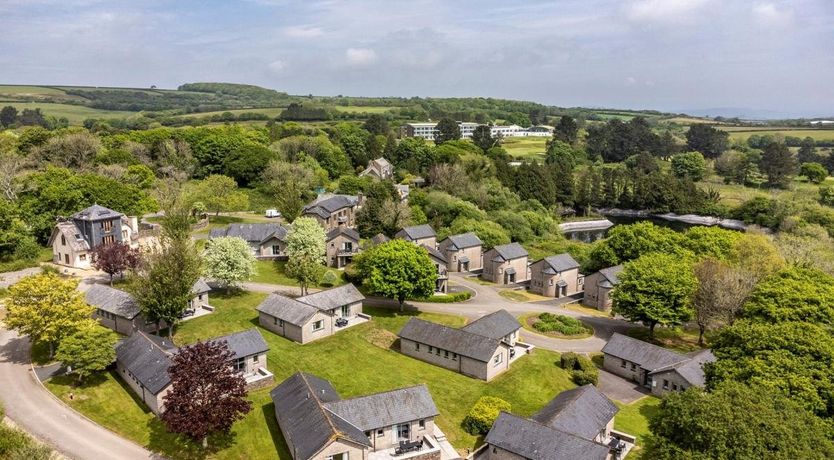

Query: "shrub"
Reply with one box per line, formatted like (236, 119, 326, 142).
(560, 353, 600, 385)
(560, 352, 579, 370)
(533, 313, 590, 336)
(463, 396, 512, 435)
(410, 291, 472, 303)
(571, 369, 599, 386)
(320, 271, 338, 287)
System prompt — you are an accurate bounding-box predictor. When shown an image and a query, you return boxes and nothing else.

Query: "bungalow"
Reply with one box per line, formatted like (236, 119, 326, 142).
(271, 372, 443, 460)
(208, 223, 288, 259)
(602, 333, 716, 396)
(398, 310, 530, 381)
(326, 227, 361, 268)
(256, 284, 368, 344)
(396, 224, 437, 248)
(302, 194, 361, 231)
(114, 328, 271, 415)
(583, 265, 624, 311)
(422, 245, 449, 294)
(438, 232, 483, 272)
(48, 204, 140, 269)
(529, 254, 583, 298)
(482, 242, 529, 285)
(359, 157, 394, 181)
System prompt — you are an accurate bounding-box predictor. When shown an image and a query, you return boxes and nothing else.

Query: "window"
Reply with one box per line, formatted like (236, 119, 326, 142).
(444, 350, 449, 358)
(621, 359, 627, 368)
(419, 420, 426, 429)
(548, 279, 553, 286)
(416, 343, 420, 351)
(663, 379, 669, 390)
(312, 320, 324, 332)
(61, 235, 66, 245)
(377, 429, 384, 436)
(101, 220, 113, 232)
(233, 358, 245, 372)
(436, 348, 441, 356)
(102, 235, 116, 245)
(672, 383, 678, 391)
(272, 245, 281, 255)
(365, 431, 371, 437)
(79, 254, 86, 261)
(452, 353, 457, 360)
(253, 355, 259, 363)
(428, 346, 433, 353)
(493, 354, 503, 366)
(630, 363, 637, 371)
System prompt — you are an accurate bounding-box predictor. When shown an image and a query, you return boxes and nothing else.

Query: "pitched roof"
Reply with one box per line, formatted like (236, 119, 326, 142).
(324, 384, 439, 431)
(485, 412, 610, 460)
(115, 332, 176, 395)
(460, 310, 521, 340)
(208, 223, 287, 244)
(398, 318, 501, 362)
(303, 194, 359, 218)
(598, 265, 624, 287)
(602, 333, 687, 371)
(539, 254, 580, 274)
(270, 373, 370, 460)
(256, 284, 366, 326)
(531, 385, 618, 440)
(442, 232, 482, 250)
(296, 284, 365, 311)
(490, 242, 528, 262)
(396, 224, 436, 241)
(650, 349, 716, 387)
(422, 244, 448, 265)
(85, 284, 140, 320)
(360, 158, 392, 177)
(72, 204, 123, 221)
(326, 226, 360, 242)
(192, 277, 211, 295)
(49, 221, 90, 251)
(371, 233, 390, 245)
(212, 328, 269, 359)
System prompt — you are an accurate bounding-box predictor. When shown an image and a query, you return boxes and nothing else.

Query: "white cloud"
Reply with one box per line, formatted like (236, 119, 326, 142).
(752, 3, 793, 27)
(627, 0, 711, 23)
(345, 47, 377, 66)
(283, 25, 324, 38)
(268, 59, 287, 73)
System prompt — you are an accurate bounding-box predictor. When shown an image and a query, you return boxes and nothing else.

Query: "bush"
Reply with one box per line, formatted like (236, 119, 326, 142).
(571, 369, 599, 386)
(560, 352, 599, 385)
(320, 271, 338, 287)
(342, 263, 362, 284)
(410, 291, 472, 303)
(533, 313, 590, 336)
(463, 396, 512, 435)
(560, 351, 579, 370)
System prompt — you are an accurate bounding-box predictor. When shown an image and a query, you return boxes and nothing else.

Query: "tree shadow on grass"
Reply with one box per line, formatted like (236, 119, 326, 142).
(147, 417, 237, 460)
(261, 401, 291, 458)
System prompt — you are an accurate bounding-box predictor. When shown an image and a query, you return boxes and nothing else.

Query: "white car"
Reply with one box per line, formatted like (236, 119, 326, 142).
(264, 209, 281, 218)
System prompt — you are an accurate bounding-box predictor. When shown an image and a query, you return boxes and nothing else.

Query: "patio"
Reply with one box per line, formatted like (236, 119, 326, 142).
(179, 305, 214, 322)
(368, 426, 460, 460)
(335, 312, 372, 330)
(510, 342, 535, 363)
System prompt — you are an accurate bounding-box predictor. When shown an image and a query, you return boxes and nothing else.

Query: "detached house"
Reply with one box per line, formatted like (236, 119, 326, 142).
(482, 243, 529, 285)
(398, 310, 531, 381)
(602, 333, 716, 396)
(359, 157, 393, 181)
(326, 227, 361, 268)
(302, 194, 361, 231)
(583, 265, 623, 311)
(422, 245, 449, 294)
(396, 224, 437, 248)
(114, 328, 271, 415)
(271, 372, 443, 460)
(438, 232, 483, 272)
(256, 284, 368, 344)
(49, 204, 139, 269)
(209, 223, 288, 259)
(529, 254, 583, 298)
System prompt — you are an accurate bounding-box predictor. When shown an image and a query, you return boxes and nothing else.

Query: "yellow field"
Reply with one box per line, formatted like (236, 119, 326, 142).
(663, 116, 721, 125)
(0, 102, 137, 123)
(722, 128, 834, 142)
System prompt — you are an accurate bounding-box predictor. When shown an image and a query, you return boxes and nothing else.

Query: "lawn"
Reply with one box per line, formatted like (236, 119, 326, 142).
(0, 102, 137, 124)
(498, 289, 550, 303)
(563, 303, 614, 318)
(250, 259, 346, 288)
(46, 291, 576, 458)
(614, 396, 661, 447)
(500, 137, 547, 159)
(519, 312, 593, 339)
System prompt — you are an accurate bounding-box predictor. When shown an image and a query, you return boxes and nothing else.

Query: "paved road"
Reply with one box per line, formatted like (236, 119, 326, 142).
(0, 328, 157, 460)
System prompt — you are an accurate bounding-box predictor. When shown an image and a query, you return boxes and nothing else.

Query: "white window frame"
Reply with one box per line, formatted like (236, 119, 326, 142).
(312, 320, 324, 332)
(493, 353, 503, 367)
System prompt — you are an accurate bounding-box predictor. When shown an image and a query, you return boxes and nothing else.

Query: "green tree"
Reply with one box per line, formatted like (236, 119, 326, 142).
(434, 117, 461, 145)
(189, 174, 249, 216)
(462, 396, 512, 435)
(362, 114, 389, 136)
(760, 141, 797, 188)
(820, 186, 834, 207)
(685, 124, 729, 159)
(594, 222, 683, 266)
(222, 142, 276, 187)
(260, 159, 320, 221)
(797, 136, 820, 164)
(681, 226, 742, 260)
(471, 125, 497, 151)
(203, 236, 256, 291)
(0, 106, 18, 127)
(5, 274, 96, 357)
(446, 217, 510, 249)
(392, 137, 436, 174)
(644, 382, 834, 459)
(800, 162, 827, 184)
(612, 253, 697, 336)
(354, 239, 436, 311)
(285, 217, 326, 295)
(55, 325, 118, 383)
(552, 115, 578, 145)
(670, 151, 707, 181)
(742, 267, 834, 326)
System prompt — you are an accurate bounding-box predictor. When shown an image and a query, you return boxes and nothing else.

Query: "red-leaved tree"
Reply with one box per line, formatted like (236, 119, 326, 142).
(161, 340, 252, 448)
(92, 242, 141, 285)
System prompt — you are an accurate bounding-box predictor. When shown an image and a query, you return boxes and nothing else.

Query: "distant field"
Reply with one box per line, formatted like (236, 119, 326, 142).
(722, 128, 834, 142)
(501, 136, 547, 159)
(699, 173, 834, 207)
(0, 85, 68, 96)
(331, 105, 398, 113)
(0, 102, 137, 123)
(180, 107, 285, 118)
(662, 116, 719, 125)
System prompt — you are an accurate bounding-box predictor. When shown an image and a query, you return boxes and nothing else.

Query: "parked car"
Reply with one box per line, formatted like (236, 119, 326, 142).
(265, 209, 281, 218)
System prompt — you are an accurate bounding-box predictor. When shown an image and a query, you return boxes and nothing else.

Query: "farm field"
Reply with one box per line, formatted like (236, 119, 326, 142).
(501, 136, 548, 159)
(179, 107, 286, 118)
(330, 105, 398, 113)
(0, 102, 137, 124)
(721, 128, 834, 142)
(698, 173, 834, 207)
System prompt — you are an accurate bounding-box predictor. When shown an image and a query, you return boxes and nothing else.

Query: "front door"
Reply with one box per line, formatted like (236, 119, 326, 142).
(396, 423, 410, 441)
(341, 305, 350, 318)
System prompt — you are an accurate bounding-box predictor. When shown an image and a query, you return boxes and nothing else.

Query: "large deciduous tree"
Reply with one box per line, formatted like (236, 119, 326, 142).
(55, 325, 118, 383)
(685, 124, 729, 159)
(260, 159, 318, 222)
(434, 118, 461, 145)
(354, 239, 436, 311)
(670, 151, 707, 181)
(471, 125, 497, 151)
(552, 116, 578, 145)
(203, 236, 256, 292)
(284, 217, 326, 295)
(759, 141, 797, 188)
(161, 340, 252, 448)
(92, 241, 141, 285)
(612, 253, 697, 336)
(691, 258, 753, 345)
(741, 266, 834, 327)
(188, 175, 249, 216)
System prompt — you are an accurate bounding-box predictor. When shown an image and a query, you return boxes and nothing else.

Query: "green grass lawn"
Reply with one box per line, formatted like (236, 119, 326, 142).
(250, 259, 346, 288)
(698, 173, 834, 208)
(500, 137, 547, 159)
(46, 291, 577, 459)
(614, 396, 661, 447)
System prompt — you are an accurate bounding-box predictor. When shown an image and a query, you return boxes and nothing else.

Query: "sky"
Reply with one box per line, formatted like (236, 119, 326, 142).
(1, 0, 833, 117)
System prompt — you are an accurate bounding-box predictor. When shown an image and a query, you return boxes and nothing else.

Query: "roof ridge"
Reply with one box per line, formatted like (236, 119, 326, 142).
(335, 383, 428, 402)
(408, 317, 502, 343)
(499, 411, 606, 446)
(136, 331, 176, 356)
(298, 372, 344, 440)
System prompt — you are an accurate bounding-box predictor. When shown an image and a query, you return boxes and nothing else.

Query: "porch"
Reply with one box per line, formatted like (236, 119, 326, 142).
(180, 304, 214, 322)
(509, 342, 534, 363)
(244, 367, 274, 391)
(334, 312, 372, 330)
(369, 426, 459, 460)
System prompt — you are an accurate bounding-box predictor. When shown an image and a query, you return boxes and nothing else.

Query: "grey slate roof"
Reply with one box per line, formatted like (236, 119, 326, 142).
(602, 333, 687, 371)
(49, 221, 90, 251)
(370, 233, 390, 245)
(396, 224, 436, 241)
(650, 349, 715, 387)
(324, 384, 439, 431)
(490, 242, 528, 262)
(85, 284, 140, 320)
(598, 265, 624, 287)
(296, 284, 365, 311)
(422, 244, 448, 265)
(398, 318, 501, 362)
(442, 232, 482, 250)
(208, 223, 287, 244)
(326, 226, 360, 242)
(72, 204, 123, 221)
(485, 412, 610, 460)
(531, 385, 618, 440)
(540, 254, 580, 274)
(212, 328, 269, 359)
(256, 284, 365, 326)
(192, 278, 211, 295)
(270, 373, 370, 460)
(303, 195, 359, 218)
(115, 332, 175, 395)
(461, 310, 521, 341)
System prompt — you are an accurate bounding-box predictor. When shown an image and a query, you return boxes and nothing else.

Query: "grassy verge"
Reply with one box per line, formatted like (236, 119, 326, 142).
(614, 396, 661, 448)
(498, 289, 551, 303)
(0, 402, 53, 460)
(249, 260, 346, 288)
(564, 303, 613, 318)
(46, 291, 577, 459)
(519, 312, 594, 339)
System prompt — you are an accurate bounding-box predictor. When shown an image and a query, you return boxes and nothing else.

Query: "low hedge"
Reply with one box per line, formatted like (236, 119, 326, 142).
(410, 291, 472, 303)
(533, 313, 590, 336)
(463, 396, 512, 435)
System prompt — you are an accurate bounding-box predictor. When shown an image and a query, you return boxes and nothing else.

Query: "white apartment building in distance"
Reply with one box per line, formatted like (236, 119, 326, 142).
(402, 121, 553, 140)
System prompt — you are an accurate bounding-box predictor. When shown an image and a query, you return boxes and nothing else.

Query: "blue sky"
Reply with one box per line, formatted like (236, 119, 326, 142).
(1, 0, 832, 116)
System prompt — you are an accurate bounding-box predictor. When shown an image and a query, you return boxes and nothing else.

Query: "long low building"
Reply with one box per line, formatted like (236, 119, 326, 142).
(401, 122, 554, 141)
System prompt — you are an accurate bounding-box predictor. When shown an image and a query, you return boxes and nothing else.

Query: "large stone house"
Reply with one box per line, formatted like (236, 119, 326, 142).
(529, 254, 583, 298)
(438, 232, 483, 272)
(422, 245, 449, 294)
(48, 204, 139, 269)
(271, 372, 442, 460)
(256, 284, 368, 344)
(115, 328, 271, 415)
(302, 194, 361, 231)
(482, 242, 529, 285)
(326, 227, 361, 268)
(602, 333, 716, 396)
(209, 223, 288, 259)
(398, 310, 531, 381)
(396, 224, 437, 248)
(583, 265, 624, 311)
(480, 385, 622, 460)
(359, 157, 394, 180)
